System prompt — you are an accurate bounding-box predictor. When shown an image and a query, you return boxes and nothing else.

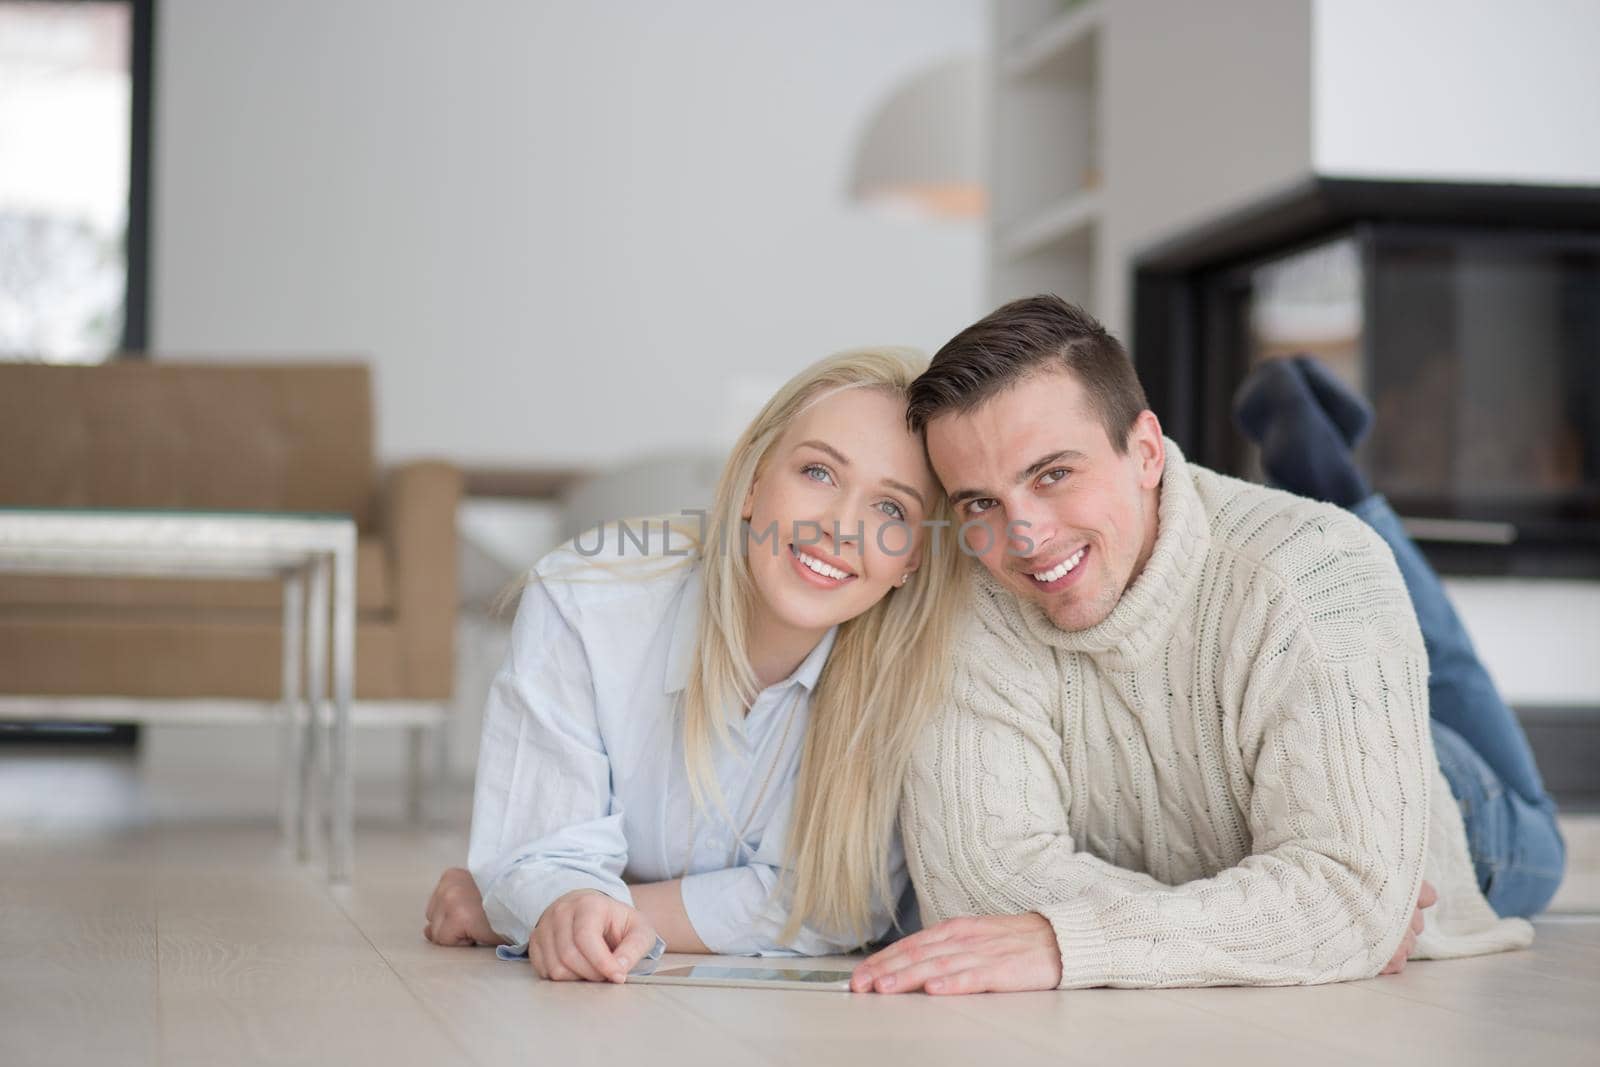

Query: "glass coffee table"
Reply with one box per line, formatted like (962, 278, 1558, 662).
(0, 507, 358, 883)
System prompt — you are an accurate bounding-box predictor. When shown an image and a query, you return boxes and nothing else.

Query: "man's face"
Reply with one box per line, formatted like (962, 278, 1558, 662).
(924, 367, 1165, 632)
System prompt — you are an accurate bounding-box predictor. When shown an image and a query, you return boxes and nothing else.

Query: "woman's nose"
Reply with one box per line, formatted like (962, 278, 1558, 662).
(824, 500, 866, 552)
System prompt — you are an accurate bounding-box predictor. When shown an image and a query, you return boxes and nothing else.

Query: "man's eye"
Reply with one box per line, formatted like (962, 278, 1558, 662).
(1040, 468, 1069, 487)
(965, 499, 995, 516)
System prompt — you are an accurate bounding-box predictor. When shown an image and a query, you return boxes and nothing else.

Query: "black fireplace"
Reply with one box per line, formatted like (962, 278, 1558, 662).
(1133, 178, 1600, 577)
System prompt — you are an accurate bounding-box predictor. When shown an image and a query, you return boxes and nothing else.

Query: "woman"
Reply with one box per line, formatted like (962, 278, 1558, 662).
(424, 347, 967, 981)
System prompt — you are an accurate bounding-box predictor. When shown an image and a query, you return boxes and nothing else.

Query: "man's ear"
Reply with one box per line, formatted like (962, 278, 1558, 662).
(1129, 410, 1166, 490)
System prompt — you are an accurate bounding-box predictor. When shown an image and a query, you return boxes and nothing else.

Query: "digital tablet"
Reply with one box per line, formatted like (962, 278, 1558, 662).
(629, 964, 854, 992)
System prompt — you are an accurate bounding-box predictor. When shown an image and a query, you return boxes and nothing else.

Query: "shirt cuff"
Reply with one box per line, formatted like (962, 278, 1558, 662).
(495, 934, 668, 973)
(481, 866, 635, 948)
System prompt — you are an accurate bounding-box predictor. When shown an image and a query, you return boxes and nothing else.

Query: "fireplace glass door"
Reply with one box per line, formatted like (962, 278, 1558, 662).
(1212, 224, 1600, 572)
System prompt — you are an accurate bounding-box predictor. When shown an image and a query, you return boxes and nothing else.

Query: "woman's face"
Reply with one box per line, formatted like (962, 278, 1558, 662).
(741, 387, 938, 637)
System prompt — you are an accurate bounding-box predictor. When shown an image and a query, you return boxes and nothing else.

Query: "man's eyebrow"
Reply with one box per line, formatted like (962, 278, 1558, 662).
(947, 449, 1087, 506)
(1020, 449, 1086, 481)
(799, 439, 926, 509)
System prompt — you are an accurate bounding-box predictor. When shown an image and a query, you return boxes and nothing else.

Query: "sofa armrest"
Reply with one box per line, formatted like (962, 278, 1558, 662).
(380, 460, 463, 699)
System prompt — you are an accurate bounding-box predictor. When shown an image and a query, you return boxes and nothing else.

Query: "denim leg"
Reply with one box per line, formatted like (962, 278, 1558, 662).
(1432, 719, 1566, 917)
(1350, 494, 1554, 807)
(1351, 492, 1566, 914)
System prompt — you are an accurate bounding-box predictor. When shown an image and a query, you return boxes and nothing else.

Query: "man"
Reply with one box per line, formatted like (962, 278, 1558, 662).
(850, 295, 1550, 994)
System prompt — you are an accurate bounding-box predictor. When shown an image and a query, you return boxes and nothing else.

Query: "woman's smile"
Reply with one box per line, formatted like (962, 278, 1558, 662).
(787, 542, 858, 588)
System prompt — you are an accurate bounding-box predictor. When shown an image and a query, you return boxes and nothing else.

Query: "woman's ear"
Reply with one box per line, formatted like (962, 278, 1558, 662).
(740, 481, 755, 521)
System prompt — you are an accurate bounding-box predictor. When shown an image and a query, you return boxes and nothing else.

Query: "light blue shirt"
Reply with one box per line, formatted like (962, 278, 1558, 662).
(467, 535, 907, 961)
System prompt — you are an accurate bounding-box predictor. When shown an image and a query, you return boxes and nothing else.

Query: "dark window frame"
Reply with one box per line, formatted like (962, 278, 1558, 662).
(124, 0, 155, 354)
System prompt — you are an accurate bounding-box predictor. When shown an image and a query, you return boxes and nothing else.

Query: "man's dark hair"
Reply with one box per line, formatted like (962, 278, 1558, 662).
(907, 294, 1150, 453)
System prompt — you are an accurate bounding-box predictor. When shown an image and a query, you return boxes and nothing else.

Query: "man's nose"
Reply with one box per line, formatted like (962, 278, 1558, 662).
(1003, 497, 1054, 558)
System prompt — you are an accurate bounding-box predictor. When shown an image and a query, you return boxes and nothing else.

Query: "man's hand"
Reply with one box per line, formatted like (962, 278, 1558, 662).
(1380, 880, 1438, 976)
(850, 913, 1062, 995)
(530, 889, 659, 984)
(423, 867, 505, 947)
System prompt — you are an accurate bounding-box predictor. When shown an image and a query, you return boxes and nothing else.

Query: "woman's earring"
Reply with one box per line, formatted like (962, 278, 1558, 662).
(898, 573, 910, 587)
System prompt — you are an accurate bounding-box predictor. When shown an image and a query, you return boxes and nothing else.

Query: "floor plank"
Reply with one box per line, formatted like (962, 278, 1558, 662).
(0, 835, 161, 1067)
(145, 827, 470, 1067)
(1155, 963, 1597, 1066)
(1354, 930, 1600, 1052)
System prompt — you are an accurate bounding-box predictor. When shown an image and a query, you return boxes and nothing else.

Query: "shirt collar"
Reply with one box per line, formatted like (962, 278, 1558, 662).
(663, 563, 840, 695)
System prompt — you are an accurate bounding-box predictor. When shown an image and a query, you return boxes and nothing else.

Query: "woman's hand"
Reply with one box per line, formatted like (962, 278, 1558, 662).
(530, 889, 660, 983)
(423, 867, 505, 947)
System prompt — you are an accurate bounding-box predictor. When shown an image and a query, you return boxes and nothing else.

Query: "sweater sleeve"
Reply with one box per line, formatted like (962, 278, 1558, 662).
(901, 560, 1434, 989)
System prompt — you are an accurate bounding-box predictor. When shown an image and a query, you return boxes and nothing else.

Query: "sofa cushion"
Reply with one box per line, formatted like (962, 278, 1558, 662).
(0, 615, 413, 701)
(0, 362, 376, 528)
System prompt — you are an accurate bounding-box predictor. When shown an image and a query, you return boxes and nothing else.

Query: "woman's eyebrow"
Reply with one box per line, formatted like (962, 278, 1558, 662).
(797, 439, 850, 466)
(882, 478, 925, 509)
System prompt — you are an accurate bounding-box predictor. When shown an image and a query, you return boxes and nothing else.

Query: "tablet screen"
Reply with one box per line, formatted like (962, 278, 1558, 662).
(649, 965, 853, 984)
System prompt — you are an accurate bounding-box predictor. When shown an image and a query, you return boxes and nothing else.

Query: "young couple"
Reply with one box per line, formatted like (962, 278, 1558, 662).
(424, 296, 1564, 991)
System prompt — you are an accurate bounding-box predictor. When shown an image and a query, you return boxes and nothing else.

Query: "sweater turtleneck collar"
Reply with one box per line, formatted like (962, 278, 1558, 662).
(1007, 437, 1212, 667)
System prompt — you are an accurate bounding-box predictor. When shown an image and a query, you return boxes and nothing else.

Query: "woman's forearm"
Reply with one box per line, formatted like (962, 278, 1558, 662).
(629, 879, 710, 953)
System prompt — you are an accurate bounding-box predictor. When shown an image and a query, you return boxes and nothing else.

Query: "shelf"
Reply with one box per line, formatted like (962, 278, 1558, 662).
(999, 189, 1102, 259)
(1002, 1, 1100, 81)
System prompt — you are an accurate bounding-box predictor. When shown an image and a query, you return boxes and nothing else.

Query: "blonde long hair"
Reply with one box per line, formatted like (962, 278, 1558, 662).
(539, 347, 967, 947)
(685, 347, 966, 946)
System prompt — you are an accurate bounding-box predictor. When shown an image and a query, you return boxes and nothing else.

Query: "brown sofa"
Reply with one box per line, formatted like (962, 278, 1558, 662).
(0, 361, 460, 706)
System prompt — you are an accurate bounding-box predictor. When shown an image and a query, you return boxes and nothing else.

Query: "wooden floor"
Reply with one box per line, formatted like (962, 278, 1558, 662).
(3, 748, 1599, 1066)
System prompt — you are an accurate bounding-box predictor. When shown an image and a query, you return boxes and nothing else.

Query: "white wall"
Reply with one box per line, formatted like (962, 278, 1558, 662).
(1101, 0, 1315, 340)
(1313, 0, 1600, 185)
(144, 1, 982, 793)
(153, 0, 984, 467)
(1101, 0, 1600, 336)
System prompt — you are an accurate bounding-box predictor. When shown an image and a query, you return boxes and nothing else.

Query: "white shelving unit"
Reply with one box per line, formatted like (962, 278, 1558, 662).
(988, 0, 1103, 310)
(999, 187, 1101, 259)
(1001, 0, 1100, 80)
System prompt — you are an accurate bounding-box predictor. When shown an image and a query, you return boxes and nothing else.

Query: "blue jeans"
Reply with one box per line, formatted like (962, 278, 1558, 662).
(1351, 494, 1566, 917)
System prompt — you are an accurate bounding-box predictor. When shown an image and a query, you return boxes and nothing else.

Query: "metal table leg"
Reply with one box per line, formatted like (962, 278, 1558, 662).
(279, 566, 306, 850)
(301, 553, 329, 865)
(330, 529, 356, 884)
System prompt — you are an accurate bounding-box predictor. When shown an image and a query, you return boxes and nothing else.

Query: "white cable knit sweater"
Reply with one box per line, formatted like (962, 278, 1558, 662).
(902, 440, 1533, 988)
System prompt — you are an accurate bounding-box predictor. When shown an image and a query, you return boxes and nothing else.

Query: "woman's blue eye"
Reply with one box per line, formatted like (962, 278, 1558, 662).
(877, 500, 906, 521)
(802, 463, 833, 484)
